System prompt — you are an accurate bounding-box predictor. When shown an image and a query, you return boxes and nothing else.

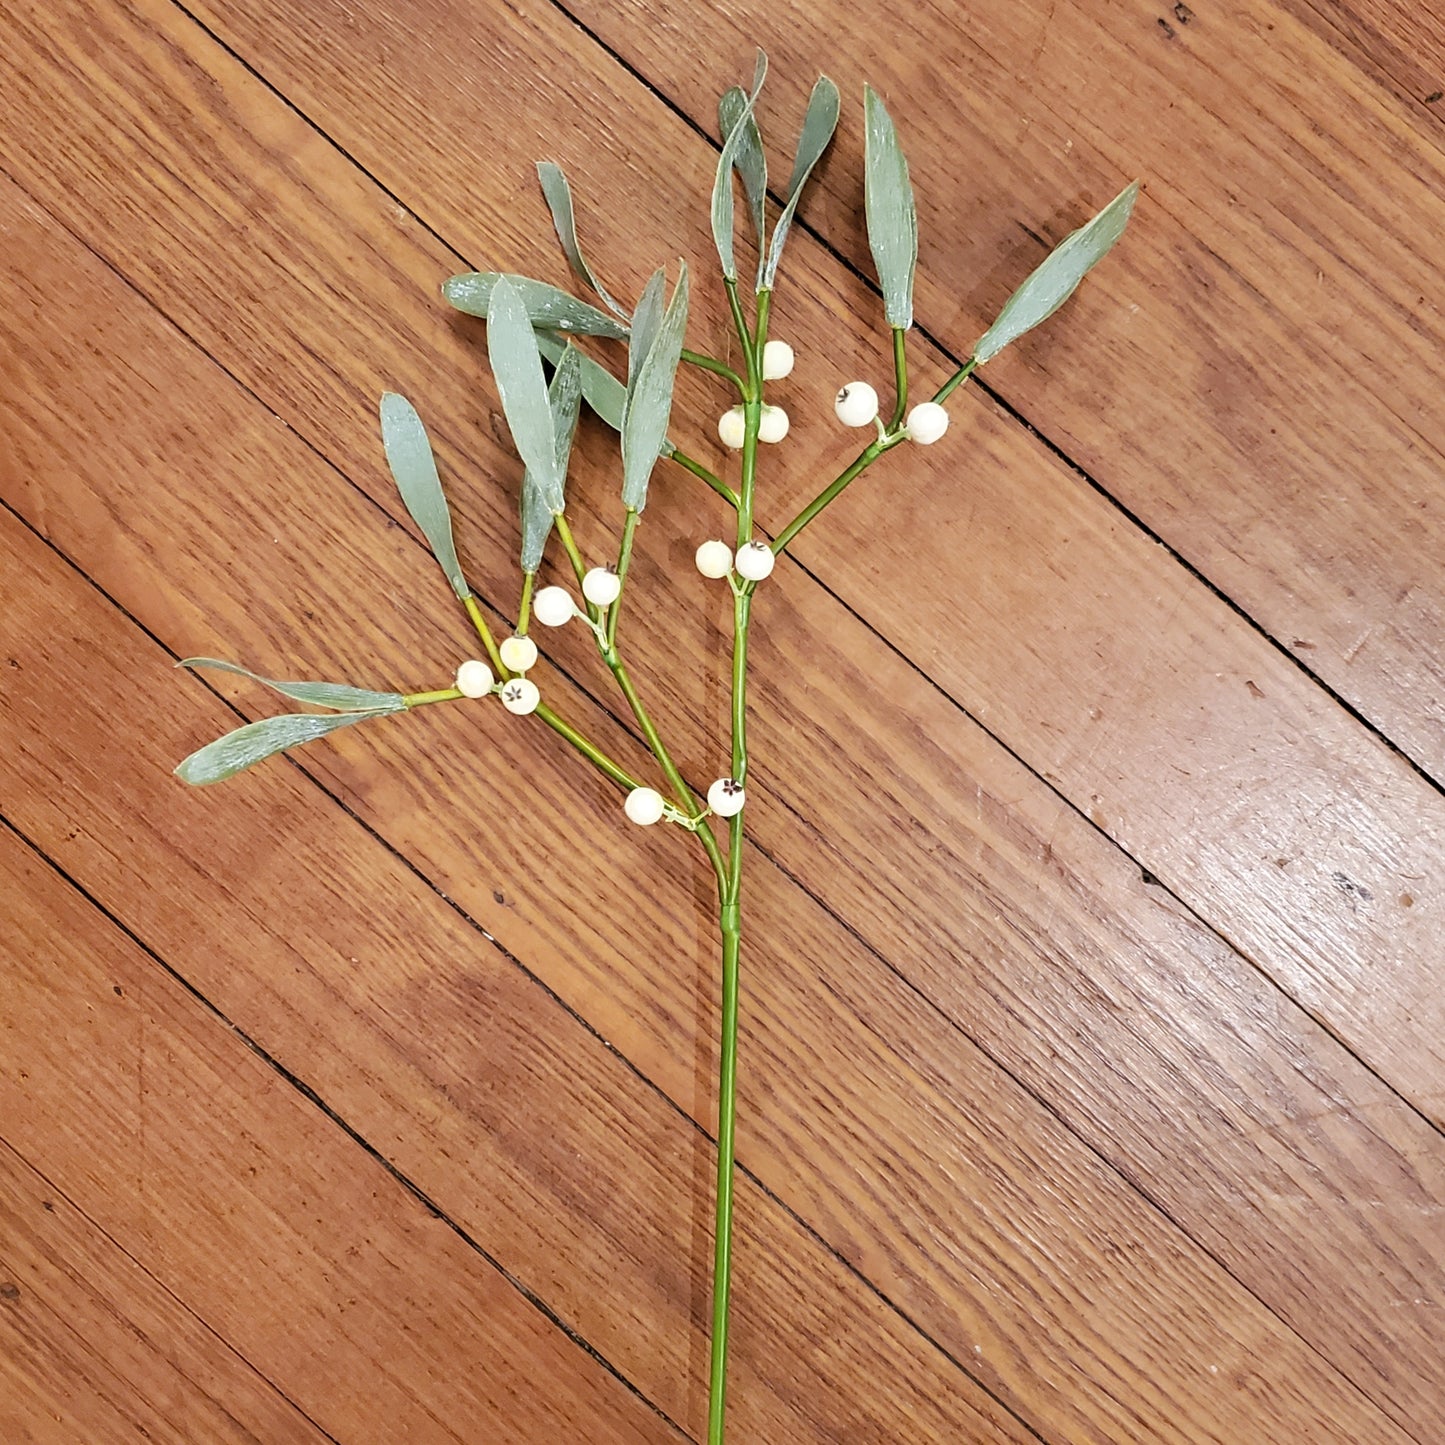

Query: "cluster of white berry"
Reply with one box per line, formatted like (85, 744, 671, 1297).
(623, 777, 746, 826)
(695, 537, 775, 582)
(834, 381, 949, 443)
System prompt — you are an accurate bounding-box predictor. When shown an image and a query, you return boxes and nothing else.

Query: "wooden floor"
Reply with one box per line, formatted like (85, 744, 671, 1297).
(2, 0, 1443, 1439)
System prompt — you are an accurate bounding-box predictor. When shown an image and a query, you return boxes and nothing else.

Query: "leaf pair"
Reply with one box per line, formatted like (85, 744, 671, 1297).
(174, 658, 406, 786)
(713, 58, 842, 292)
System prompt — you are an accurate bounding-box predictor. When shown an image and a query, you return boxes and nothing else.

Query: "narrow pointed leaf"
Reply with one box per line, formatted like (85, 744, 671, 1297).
(175, 710, 392, 786)
(179, 658, 405, 713)
(520, 346, 584, 572)
(973, 181, 1141, 365)
(760, 75, 840, 291)
(487, 276, 565, 513)
(711, 52, 768, 281)
(443, 272, 628, 338)
(379, 392, 469, 599)
(621, 263, 688, 512)
(536, 162, 629, 321)
(863, 85, 918, 330)
(627, 268, 667, 394)
(719, 86, 766, 253)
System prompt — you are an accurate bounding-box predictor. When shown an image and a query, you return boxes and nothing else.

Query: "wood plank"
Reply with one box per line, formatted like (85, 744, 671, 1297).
(0, 422, 1033, 1436)
(0, 826, 683, 1445)
(12, 0, 1431, 1145)
(559, 0, 1445, 781)
(1, 98, 1435, 1445)
(0, 1138, 333, 1445)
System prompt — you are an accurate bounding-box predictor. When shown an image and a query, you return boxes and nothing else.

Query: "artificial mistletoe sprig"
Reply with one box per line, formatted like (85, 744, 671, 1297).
(176, 55, 1137, 1441)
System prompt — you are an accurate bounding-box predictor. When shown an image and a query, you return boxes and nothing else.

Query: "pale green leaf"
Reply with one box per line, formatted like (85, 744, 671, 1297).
(711, 52, 768, 281)
(719, 86, 766, 254)
(379, 392, 469, 599)
(863, 85, 917, 330)
(487, 276, 566, 513)
(760, 75, 840, 291)
(175, 710, 391, 786)
(520, 346, 583, 572)
(973, 182, 1141, 365)
(535, 162, 629, 321)
(627, 268, 667, 395)
(621, 263, 688, 513)
(179, 658, 404, 712)
(443, 271, 628, 338)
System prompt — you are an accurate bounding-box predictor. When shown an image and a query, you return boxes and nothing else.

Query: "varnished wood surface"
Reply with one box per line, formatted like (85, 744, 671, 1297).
(1, 0, 1441, 1440)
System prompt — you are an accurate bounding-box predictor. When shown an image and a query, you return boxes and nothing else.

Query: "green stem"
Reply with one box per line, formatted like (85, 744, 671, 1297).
(516, 572, 536, 636)
(682, 348, 746, 393)
(934, 355, 979, 405)
(553, 513, 592, 598)
(533, 701, 643, 794)
(723, 277, 753, 363)
(708, 916, 741, 1445)
(887, 326, 909, 431)
(669, 449, 740, 509)
(401, 687, 463, 707)
(606, 510, 639, 650)
(462, 594, 506, 675)
(770, 437, 896, 556)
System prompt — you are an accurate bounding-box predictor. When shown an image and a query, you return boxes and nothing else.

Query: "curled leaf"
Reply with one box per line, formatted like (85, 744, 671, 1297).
(488, 277, 566, 513)
(379, 393, 469, 599)
(711, 52, 768, 282)
(536, 162, 629, 321)
(443, 272, 628, 339)
(973, 182, 1141, 365)
(621, 263, 689, 513)
(719, 86, 767, 255)
(178, 658, 404, 712)
(760, 75, 840, 291)
(175, 709, 396, 786)
(863, 85, 918, 330)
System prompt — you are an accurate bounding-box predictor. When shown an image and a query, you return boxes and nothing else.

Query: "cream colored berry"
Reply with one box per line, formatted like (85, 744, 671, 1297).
(695, 539, 734, 579)
(717, 407, 746, 449)
(762, 340, 795, 380)
(905, 401, 949, 445)
(624, 787, 666, 826)
(757, 405, 789, 444)
(455, 659, 494, 699)
(499, 635, 538, 673)
(708, 777, 746, 817)
(582, 567, 622, 607)
(532, 585, 576, 628)
(834, 382, 879, 427)
(734, 540, 775, 581)
(500, 678, 540, 715)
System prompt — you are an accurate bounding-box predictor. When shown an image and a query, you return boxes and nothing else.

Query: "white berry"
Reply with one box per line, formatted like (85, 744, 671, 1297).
(905, 401, 949, 445)
(499, 635, 538, 673)
(624, 787, 666, 826)
(718, 407, 746, 449)
(734, 540, 775, 582)
(582, 567, 622, 607)
(708, 777, 747, 817)
(500, 678, 540, 715)
(835, 382, 879, 427)
(695, 539, 734, 579)
(757, 405, 789, 444)
(455, 660, 495, 699)
(532, 585, 576, 628)
(762, 340, 795, 380)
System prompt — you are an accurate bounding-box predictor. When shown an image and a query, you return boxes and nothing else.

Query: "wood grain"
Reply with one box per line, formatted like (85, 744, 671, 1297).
(0, 71, 1436, 1445)
(0, 1139, 331, 1445)
(0, 824, 682, 1445)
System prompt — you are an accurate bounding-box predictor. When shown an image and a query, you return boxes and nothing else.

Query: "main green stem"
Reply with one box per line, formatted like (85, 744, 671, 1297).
(707, 283, 767, 1445)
